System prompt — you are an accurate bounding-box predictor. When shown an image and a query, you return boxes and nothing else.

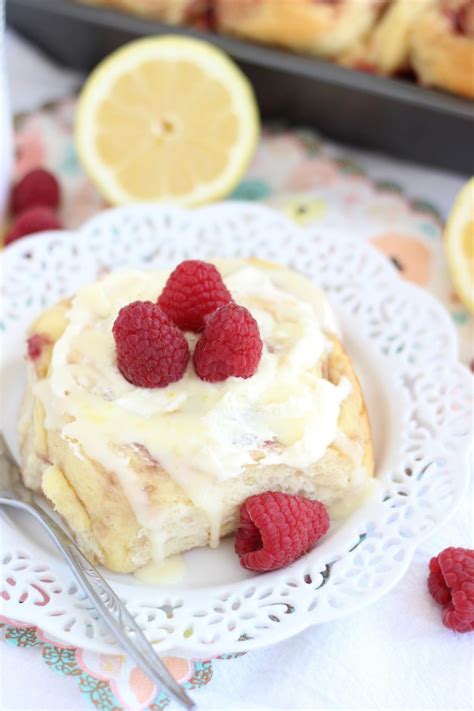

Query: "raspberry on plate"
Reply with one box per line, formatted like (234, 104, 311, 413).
(235, 492, 330, 572)
(193, 302, 263, 382)
(11, 168, 61, 215)
(113, 301, 190, 388)
(158, 260, 232, 332)
(428, 546, 474, 633)
(5, 206, 63, 246)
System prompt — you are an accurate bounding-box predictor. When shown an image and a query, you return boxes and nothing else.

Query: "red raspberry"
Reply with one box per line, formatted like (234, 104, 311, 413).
(5, 206, 62, 246)
(11, 168, 61, 215)
(193, 302, 262, 382)
(113, 301, 190, 388)
(158, 260, 232, 332)
(27, 333, 52, 361)
(235, 492, 330, 572)
(428, 547, 474, 633)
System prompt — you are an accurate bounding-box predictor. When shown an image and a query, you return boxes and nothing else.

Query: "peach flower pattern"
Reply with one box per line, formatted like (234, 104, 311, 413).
(286, 157, 339, 191)
(128, 667, 157, 706)
(370, 232, 432, 286)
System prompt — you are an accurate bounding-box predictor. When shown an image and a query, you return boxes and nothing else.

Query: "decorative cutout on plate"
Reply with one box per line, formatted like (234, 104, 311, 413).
(1, 204, 471, 655)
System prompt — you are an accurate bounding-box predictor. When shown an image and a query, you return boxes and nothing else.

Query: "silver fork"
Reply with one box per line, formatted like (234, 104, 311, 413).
(0, 433, 196, 710)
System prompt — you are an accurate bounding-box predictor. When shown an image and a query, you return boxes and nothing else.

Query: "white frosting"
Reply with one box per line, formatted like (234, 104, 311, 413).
(34, 261, 350, 546)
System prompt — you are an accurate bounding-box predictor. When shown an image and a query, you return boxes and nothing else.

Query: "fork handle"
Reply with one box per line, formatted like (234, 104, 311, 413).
(1, 498, 196, 710)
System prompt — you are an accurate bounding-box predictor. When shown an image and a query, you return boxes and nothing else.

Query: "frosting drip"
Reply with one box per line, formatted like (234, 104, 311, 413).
(35, 260, 350, 547)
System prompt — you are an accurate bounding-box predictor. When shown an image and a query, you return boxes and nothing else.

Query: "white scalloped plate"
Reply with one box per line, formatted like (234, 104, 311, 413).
(0, 203, 472, 655)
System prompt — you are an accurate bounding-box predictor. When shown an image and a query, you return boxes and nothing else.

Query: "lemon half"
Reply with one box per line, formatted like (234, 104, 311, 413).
(445, 178, 474, 313)
(75, 36, 259, 206)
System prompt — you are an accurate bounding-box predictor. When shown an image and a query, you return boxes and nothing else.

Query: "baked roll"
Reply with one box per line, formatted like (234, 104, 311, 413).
(338, 0, 435, 74)
(410, 0, 474, 99)
(215, 0, 383, 58)
(19, 259, 373, 573)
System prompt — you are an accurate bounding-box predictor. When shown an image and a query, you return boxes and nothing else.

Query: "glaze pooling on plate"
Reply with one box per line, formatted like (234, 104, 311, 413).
(0, 204, 471, 655)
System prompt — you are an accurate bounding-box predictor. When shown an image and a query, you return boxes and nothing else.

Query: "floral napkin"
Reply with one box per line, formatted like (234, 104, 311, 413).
(1, 97, 472, 710)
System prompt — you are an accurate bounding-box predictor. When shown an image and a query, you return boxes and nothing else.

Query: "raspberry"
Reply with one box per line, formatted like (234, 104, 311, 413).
(193, 303, 262, 382)
(11, 168, 61, 215)
(158, 260, 232, 332)
(235, 492, 330, 572)
(5, 206, 62, 246)
(427, 556, 451, 606)
(113, 301, 190, 388)
(428, 547, 474, 633)
(27, 333, 52, 361)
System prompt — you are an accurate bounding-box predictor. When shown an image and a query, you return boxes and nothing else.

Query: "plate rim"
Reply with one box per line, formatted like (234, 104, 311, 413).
(1, 201, 472, 655)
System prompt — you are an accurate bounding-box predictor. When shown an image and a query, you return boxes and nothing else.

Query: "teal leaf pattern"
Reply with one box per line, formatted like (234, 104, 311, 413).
(1, 621, 218, 710)
(231, 179, 272, 201)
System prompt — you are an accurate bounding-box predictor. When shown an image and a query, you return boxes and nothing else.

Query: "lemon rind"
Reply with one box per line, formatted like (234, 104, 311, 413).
(444, 177, 474, 313)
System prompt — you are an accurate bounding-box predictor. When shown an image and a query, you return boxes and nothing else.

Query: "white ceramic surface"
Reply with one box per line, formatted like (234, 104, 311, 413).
(0, 203, 471, 655)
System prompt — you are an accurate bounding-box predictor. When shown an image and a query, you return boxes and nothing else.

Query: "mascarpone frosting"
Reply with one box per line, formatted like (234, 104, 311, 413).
(34, 260, 350, 544)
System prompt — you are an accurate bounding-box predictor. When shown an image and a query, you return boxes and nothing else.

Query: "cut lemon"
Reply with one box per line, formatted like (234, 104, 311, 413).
(444, 177, 474, 313)
(75, 36, 259, 206)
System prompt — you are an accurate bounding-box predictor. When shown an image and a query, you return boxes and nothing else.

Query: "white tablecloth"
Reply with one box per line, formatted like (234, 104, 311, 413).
(2, 28, 473, 711)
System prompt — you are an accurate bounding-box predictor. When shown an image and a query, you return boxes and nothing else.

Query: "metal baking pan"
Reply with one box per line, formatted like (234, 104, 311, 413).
(7, 0, 474, 174)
